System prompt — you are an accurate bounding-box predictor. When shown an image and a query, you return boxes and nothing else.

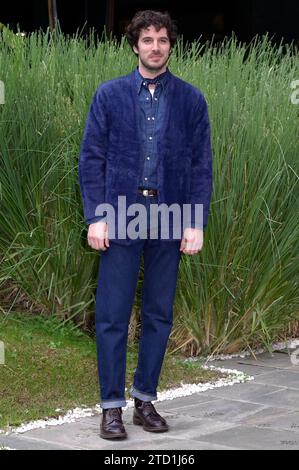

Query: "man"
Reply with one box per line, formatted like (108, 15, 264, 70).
(78, 10, 213, 439)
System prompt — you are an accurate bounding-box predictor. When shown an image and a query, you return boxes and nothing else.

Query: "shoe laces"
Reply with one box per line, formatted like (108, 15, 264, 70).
(107, 407, 122, 422)
(142, 401, 158, 418)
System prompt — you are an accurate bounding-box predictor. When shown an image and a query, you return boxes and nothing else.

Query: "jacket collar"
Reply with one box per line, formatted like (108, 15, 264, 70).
(134, 65, 170, 95)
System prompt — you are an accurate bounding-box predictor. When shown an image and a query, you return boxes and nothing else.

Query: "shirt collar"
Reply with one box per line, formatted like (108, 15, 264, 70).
(134, 66, 170, 94)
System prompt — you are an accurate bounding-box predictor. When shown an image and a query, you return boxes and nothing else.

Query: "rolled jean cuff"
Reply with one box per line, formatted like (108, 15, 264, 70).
(129, 386, 157, 402)
(101, 399, 127, 409)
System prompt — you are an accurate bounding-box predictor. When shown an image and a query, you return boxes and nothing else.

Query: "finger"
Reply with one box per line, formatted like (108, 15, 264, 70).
(184, 242, 195, 251)
(99, 239, 107, 250)
(88, 237, 105, 251)
(183, 243, 198, 255)
(90, 243, 101, 251)
(87, 238, 96, 250)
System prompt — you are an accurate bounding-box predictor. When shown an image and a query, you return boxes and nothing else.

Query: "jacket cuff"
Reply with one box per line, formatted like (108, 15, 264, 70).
(86, 215, 107, 225)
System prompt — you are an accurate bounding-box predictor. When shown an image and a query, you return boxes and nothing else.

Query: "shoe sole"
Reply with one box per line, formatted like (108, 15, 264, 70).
(133, 414, 169, 432)
(100, 431, 128, 440)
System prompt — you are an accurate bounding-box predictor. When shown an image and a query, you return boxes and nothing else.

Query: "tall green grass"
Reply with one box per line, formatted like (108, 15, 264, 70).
(0, 27, 298, 354)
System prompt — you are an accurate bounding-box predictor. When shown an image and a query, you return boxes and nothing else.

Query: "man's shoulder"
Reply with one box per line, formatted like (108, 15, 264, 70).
(95, 71, 134, 95)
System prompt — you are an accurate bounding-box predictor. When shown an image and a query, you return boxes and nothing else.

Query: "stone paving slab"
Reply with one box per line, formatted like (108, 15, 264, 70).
(158, 394, 219, 411)
(241, 408, 299, 433)
(160, 397, 267, 423)
(144, 413, 237, 438)
(253, 369, 299, 389)
(100, 438, 238, 451)
(240, 388, 299, 410)
(0, 434, 79, 450)
(196, 424, 299, 450)
(203, 382, 284, 401)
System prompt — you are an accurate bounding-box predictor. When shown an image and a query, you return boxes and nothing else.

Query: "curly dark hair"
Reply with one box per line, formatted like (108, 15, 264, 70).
(125, 10, 178, 50)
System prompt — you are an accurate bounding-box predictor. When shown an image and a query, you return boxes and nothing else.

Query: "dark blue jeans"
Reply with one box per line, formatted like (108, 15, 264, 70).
(95, 193, 182, 409)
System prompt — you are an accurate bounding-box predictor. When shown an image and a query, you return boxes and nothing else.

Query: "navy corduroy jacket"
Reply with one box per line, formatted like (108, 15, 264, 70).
(78, 69, 213, 242)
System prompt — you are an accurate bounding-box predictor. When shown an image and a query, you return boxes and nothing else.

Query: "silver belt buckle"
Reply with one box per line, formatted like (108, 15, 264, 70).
(142, 189, 149, 196)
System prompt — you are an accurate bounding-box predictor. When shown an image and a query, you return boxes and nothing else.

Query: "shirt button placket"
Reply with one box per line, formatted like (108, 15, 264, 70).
(144, 89, 153, 186)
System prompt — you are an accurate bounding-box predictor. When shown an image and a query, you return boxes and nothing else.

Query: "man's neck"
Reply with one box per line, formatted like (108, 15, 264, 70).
(138, 64, 166, 79)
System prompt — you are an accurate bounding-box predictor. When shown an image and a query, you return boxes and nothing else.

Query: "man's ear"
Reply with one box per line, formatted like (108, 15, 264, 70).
(133, 45, 138, 55)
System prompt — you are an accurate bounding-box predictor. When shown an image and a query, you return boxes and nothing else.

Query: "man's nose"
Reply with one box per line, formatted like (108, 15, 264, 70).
(152, 42, 160, 51)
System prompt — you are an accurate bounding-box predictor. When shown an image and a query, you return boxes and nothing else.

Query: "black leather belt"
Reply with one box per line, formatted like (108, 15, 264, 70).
(138, 187, 158, 197)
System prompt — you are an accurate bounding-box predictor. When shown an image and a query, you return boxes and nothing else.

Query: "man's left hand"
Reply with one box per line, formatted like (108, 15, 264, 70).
(180, 228, 204, 255)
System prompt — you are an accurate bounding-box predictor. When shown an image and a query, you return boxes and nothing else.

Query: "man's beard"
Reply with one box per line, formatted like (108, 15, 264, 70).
(140, 55, 169, 73)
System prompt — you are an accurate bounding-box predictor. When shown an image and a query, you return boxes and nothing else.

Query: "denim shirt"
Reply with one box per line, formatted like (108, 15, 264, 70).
(134, 66, 169, 189)
(89, 66, 169, 224)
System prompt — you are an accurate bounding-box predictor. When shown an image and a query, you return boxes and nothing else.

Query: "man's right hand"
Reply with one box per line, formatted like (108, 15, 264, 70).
(87, 221, 109, 251)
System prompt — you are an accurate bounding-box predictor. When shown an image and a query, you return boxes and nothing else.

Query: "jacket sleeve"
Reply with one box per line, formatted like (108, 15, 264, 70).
(78, 87, 108, 225)
(189, 94, 213, 231)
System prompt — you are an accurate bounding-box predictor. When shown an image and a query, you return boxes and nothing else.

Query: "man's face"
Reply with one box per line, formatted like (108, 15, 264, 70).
(133, 25, 171, 72)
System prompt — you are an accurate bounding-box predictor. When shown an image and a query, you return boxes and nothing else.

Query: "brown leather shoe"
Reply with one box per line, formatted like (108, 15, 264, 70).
(100, 407, 127, 439)
(133, 398, 169, 432)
